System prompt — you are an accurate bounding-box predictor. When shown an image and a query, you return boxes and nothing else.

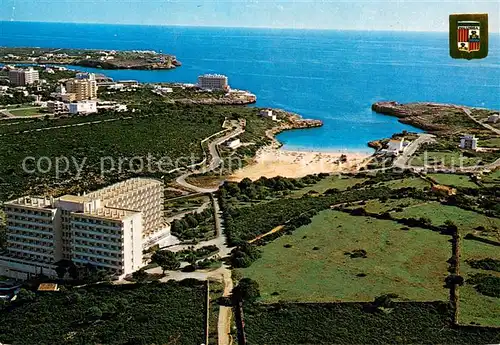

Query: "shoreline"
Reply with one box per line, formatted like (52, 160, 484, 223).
(229, 109, 372, 181)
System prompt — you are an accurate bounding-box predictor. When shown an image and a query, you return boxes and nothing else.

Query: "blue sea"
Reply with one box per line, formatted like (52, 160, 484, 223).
(1, 21, 499, 152)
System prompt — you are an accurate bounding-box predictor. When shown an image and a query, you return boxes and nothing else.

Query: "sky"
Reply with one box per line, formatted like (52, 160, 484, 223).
(0, 0, 499, 32)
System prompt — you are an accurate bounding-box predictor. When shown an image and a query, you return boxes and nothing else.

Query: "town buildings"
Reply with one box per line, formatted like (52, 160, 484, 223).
(46, 100, 67, 113)
(66, 73, 98, 101)
(460, 135, 478, 150)
(0, 178, 166, 280)
(69, 100, 98, 115)
(198, 74, 229, 91)
(8, 67, 40, 86)
(381, 138, 405, 156)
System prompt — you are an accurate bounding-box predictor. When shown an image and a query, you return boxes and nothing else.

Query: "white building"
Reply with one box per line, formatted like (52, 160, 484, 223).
(259, 109, 277, 121)
(460, 135, 478, 151)
(47, 101, 67, 113)
(8, 67, 40, 86)
(198, 74, 229, 91)
(69, 100, 98, 115)
(487, 114, 499, 123)
(227, 139, 242, 150)
(382, 138, 405, 156)
(0, 178, 166, 280)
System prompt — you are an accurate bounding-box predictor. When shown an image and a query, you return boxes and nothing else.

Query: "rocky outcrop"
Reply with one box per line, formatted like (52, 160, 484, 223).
(371, 101, 475, 133)
(265, 109, 323, 148)
(176, 98, 256, 105)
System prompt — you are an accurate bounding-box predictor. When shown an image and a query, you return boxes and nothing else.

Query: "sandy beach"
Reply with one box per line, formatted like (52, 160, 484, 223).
(229, 146, 372, 181)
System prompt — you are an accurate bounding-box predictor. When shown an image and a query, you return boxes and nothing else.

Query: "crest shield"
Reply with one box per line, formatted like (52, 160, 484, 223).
(457, 21, 480, 53)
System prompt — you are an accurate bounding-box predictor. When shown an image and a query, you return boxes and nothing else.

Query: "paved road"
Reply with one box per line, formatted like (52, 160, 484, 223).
(461, 107, 500, 135)
(392, 133, 436, 170)
(166, 122, 244, 345)
(175, 122, 244, 193)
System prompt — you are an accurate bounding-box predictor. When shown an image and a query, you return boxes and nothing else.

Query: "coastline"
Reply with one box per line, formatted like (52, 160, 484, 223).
(229, 109, 372, 181)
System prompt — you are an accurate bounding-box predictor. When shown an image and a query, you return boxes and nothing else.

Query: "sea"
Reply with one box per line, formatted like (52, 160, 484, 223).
(1, 21, 499, 152)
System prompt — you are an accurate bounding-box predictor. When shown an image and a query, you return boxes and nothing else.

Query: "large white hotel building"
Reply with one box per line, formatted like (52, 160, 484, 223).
(0, 178, 166, 280)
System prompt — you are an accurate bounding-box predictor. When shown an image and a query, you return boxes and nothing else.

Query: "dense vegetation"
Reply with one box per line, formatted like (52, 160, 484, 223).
(219, 174, 328, 201)
(467, 258, 500, 272)
(243, 302, 500, 345)
(467, 274, 500, 298)
(220, 186, 423, 246)
(170, 207, 215, 241)
(0, 281, 206, 345)
(0, 102, 263, 201)
(0, 91, 33, 106)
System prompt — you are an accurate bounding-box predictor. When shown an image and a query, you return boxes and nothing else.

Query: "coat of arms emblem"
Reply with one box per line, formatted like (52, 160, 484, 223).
(449, 14, 488, 59)
(457, 21, 481, 52)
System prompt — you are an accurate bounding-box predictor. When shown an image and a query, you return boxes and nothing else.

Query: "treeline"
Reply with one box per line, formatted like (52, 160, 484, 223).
(0, 92, 33, 106)
(467, 274, 500, 298)
(170, 208, 214, 241)
(221, 186, 425, 247)
(242, 301, 500, 345)
(219, 174, 329, 201)
(467, 258, 500, 272)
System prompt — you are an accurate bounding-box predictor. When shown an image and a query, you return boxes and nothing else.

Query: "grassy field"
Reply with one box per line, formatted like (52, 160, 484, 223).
(345, 197, 426, 214)
(8, 107, 44, 117)
(480, 137, 500, 148)
(240, 210, 450, 303)
(391, 202, 500, 235)
(0, 281, 206, 345)
(290, 175, 367, 197)
(427, 173, 478, 188)
(410, 151, 483, 167)
(482, 169, 500, 185)
(458, 228, 500, 327)
(373, 177, 430, 190)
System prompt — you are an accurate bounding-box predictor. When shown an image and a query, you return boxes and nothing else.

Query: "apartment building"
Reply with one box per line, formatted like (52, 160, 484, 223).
(0, 178, 165, 280)
(8, 67, 40, 86)
(69, 100, 98, 114)
(66, 73, 98, 101)
(198, 74, 229, 91)
(460, 135, 478, 151)
(47, 100, 67, 113)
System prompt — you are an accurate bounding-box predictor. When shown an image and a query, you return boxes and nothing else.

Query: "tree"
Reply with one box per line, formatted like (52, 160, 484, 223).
(132, 269, 148, 283)
(55, 265, 67, 279)
(152, 250, 180, 273)
(17, 288, 36, 302)
(86, 306, 103, 321)
(232, 278, 260, 304)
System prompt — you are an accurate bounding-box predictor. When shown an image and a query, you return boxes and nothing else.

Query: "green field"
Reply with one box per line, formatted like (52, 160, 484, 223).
(410, 151, 483, 167)
(241, 210, 450, 303)
(458, 228, 500, 327)
(373, 177, 430, 190)
(391, 202, 500, 235)
(428, 173, 478, 188)
(0, 281, 206, 345)
(480, 137, 500, 148)
(346, 197, 425, 214)
(8, 107, 44, 117)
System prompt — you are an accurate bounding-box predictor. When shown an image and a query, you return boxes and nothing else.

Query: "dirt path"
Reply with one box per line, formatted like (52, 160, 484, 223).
(248, 225, 284, 244)
(218, 268, 234, 345)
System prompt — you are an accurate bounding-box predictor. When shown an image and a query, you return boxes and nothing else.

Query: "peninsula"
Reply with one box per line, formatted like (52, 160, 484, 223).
(0, 47, 181, 70)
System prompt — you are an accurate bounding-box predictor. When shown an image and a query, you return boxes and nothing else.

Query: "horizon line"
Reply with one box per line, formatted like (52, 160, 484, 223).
(1, 20, 453, 34)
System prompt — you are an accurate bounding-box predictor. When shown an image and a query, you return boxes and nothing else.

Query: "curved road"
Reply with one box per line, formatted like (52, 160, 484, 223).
(169, 122, 244, 345)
